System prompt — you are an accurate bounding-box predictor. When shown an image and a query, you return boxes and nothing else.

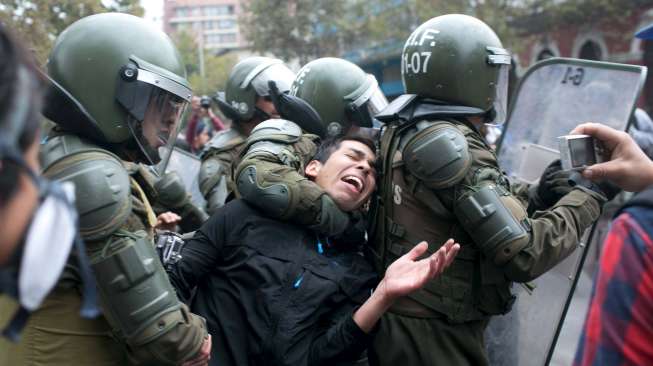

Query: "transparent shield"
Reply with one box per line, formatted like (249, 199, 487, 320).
(157, 146, 206, 209)
(349, 77, 389, 128)
(128, 90, 187, 172)
(487, 64, 510, 125)
(366, 87, 390, 116)
(490, 58, 646, 366)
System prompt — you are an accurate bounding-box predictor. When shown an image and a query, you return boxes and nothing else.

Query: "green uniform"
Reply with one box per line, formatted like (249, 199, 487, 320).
(367, 119, 604, 365)
(234, 117, 603, 365)
(126, 162, 209, 232)
(198, 128, 246, 214)
(0, 133, 208, 365)
(234, 123, 329, 228)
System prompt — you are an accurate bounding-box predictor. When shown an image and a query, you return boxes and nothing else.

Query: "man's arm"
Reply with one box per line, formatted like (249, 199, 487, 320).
(307, 240, 459, 365)
(186, 114, 199, 146)
(449, 135, 606, 282)
(199, 151, 233, 215)
(402, 123, 605, 283)
(571, 122, 653, 192)
(166, 210, 227, 302)
(208, 109, 225, 131)
(234, 119, 350, 235)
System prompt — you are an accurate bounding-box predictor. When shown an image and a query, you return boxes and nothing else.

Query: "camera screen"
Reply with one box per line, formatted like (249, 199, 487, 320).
(569, 137, 596, 167)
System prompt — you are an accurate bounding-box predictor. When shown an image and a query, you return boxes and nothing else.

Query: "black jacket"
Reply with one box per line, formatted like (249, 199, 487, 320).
(167, 200, 378, 366)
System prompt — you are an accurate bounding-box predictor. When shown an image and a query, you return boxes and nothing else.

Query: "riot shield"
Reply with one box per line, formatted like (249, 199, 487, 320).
(490, 58, 646, 366)
(159, 147, 207, 209)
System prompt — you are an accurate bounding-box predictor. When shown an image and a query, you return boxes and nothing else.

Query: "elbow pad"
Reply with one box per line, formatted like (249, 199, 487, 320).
(454, 186, 530, 265)
(91, 230, 206, 364)
(236, 165, 291, 218)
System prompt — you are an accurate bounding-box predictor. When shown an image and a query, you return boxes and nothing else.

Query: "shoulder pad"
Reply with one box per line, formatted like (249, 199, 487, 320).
(201, 128, 246, 158)
(42, 136, 132, 241)
(403, 121, 471, 189)
(40, 133, 116, 172)
(246, 119, 302, 147)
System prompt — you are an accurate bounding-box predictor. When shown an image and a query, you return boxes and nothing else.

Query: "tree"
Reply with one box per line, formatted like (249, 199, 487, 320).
(188, 53, 238, 95)
(240, 0, 350, 63)
(239, 0, 534, 63)
(169, 29, 238, 95)
(0, 0, 143, 64)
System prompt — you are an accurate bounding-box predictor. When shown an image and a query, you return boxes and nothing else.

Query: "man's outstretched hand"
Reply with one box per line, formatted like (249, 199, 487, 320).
(378, 239, 460, 299)
(353, 239, 460, 333)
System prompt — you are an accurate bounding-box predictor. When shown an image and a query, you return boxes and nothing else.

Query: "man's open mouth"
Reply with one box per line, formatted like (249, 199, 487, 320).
(342, 175, 364, 193)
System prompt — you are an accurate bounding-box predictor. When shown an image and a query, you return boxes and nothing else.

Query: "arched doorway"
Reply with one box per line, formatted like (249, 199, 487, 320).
(537, 48, 555, 61)
(579, 40, 603, 60)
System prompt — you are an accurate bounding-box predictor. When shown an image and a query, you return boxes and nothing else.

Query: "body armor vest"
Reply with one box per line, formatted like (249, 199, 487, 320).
(369, 114, 514, 323)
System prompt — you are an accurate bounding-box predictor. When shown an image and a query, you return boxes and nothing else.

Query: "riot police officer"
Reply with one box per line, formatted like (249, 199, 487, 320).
(198, 57, 295, 214)
(367, 14, 609, 365)
(2, 13, 210, 365)
(0, 22, 98, 348)
(234, 57, 388, 234)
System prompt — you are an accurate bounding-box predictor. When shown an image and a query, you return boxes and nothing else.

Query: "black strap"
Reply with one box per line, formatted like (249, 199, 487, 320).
(2, 306, 30, 342)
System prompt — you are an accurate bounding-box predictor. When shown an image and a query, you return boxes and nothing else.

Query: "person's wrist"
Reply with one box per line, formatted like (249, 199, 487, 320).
(373, 280, 397, 309)
(643, 159, 653, 191)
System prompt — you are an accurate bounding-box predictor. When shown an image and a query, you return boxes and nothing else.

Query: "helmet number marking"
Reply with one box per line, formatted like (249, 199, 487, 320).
(403, 51, 432, 74)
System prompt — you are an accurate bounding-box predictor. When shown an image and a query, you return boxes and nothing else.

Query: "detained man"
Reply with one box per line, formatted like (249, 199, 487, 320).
(166, 131, 460, 366)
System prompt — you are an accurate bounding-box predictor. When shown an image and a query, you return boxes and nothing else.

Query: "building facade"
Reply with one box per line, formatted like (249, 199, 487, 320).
(163, 0, 246, 52)
(513, 5, 653, 112)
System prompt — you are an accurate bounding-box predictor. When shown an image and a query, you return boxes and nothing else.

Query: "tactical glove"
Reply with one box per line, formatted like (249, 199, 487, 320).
(529, 160, 574, 214)
(308, 194, 351, 236)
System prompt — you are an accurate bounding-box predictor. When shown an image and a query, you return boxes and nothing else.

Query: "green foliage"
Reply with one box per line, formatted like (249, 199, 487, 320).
(173, 30, 201, 75)
(240, 0, 349, 63)
(240, 0, 533, 62)
(170, 30, 237, 95)
(188, 53, 238, 95)
(0, 0, 143, 64)
(240, 0, 647, 64)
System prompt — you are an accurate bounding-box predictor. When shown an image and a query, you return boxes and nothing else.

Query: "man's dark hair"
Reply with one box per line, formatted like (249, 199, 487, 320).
(0, 23, 44, 204)
(312, 135, 376, 164)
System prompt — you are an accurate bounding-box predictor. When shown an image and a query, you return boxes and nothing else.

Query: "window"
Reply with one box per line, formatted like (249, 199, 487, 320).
(218, 19, 235, 29)
(175, 6, 188, 17)
(221, 33, 236, 43)
(204, 33, 237, 45)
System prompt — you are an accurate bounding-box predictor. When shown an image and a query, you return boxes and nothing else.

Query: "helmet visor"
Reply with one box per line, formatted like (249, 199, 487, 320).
(347, 75, 389, 128)
(127, 88, 187, 170)
(487, 64, 510, 125)
(250, 63, 296, 97)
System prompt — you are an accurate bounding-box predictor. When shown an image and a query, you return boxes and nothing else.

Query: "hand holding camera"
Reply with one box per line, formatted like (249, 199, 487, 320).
(566, 123, 653, 192)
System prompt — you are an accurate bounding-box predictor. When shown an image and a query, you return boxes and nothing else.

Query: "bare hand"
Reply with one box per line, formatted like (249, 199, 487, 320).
(378, 239, 460, 300)
(181, 335, 212, 366)
(570, 123, 653, 192)
(156, 211, 182, 231)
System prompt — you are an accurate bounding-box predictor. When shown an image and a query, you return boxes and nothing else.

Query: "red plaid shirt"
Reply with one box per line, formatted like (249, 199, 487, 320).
(574, 201, 653, 365)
